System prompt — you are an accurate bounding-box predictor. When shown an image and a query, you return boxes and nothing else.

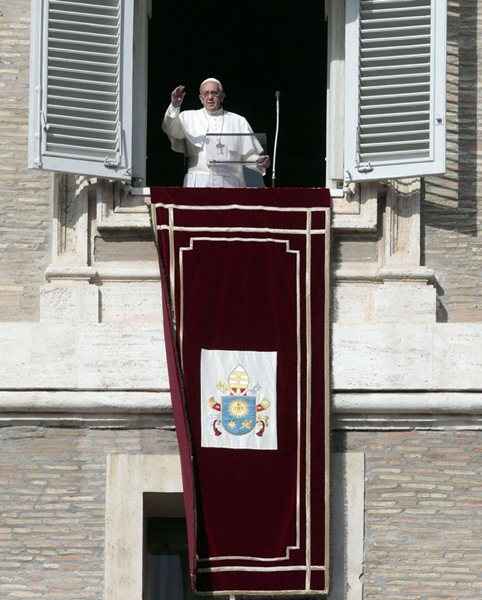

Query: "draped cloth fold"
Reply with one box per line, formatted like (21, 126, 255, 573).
(149, 187, 331, 596)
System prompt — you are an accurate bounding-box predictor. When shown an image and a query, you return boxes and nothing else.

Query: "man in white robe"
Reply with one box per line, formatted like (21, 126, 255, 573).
(162, 78, 270, 188)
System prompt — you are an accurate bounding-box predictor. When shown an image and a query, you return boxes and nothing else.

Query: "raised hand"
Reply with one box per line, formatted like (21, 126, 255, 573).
(171, 85, 186, 108)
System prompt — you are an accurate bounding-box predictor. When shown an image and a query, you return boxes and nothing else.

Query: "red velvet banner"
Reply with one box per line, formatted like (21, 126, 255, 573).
(150, 188, 331, 595)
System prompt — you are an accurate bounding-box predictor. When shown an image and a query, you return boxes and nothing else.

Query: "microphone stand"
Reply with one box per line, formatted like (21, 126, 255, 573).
(271, 90, 280, 188)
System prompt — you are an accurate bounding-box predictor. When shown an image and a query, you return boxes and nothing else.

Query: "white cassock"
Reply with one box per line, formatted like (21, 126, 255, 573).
(162, 104, 265, 188)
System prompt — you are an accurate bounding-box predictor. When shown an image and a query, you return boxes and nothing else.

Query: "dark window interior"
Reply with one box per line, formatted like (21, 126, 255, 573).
(144, 517, 195, 600)
(147, 0, 326, 187)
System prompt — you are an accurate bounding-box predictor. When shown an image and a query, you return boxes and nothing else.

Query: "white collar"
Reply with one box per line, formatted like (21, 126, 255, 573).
(203, 107, 224, 117)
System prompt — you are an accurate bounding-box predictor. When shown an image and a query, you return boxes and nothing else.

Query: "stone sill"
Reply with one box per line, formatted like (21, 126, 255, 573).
(335, 264, 434, 283)
(44, 263, 434, 285)
(98, 186, 378, 233)
(46, 263, 160, 282)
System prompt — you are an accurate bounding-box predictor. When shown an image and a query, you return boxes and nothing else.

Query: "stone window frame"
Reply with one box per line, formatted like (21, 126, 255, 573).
(103, 452, 364, 600)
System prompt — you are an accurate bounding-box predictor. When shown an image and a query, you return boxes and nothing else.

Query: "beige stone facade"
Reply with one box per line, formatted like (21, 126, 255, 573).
(0, 1, 481, 599)
(0, 428, 480, 600)
(424, 0, 482, 322)
(0, 0, 51, 321)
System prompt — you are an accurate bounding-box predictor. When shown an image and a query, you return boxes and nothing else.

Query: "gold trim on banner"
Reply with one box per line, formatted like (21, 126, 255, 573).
(153, 202, 328, 212)
(199, 565, 326, 573)
(156, 202, 331, 595)
(304, 209, 312, 590)
(168, 207, 176, 330)
(180, 237, 301, 565)
(158, 225, 326, 235)
(324, 207, 331, 592)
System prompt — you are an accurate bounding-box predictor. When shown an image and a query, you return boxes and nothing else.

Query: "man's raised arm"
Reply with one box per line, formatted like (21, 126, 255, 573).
(162, 85, 186, 140)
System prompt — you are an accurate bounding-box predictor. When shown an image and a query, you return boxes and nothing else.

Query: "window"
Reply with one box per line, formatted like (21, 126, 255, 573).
(146, 0, 326, 188)
(28, 0, 447, 185)
(104, 453, 365, 600)
(145, 517, 195, 600)
(104, 454, 185, 600)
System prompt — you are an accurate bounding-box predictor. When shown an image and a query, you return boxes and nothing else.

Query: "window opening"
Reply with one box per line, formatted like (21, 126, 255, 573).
(146, 0, 327, 187)
(143, 492, 193, 600)
(145, 517, 195, 600)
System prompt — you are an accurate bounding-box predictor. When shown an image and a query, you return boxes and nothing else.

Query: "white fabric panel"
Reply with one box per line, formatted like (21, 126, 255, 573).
(201, 349, 278, 450)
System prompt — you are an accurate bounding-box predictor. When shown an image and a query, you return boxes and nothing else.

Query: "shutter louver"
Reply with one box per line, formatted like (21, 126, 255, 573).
(345, 0, 447, 181)
(29, 0, 134, 180)
(359, 0, 432, 164)
(46, 0, 121, 162)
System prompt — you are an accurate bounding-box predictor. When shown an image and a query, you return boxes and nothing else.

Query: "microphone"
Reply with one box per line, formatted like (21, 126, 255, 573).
(272, 91, 280, 188)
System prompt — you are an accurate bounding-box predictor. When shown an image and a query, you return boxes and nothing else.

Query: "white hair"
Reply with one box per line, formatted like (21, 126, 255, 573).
(199, 77, 224, 93)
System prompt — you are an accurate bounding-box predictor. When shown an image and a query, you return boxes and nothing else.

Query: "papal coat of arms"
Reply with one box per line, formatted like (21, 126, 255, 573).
(208, 365, 270, 438)
(201, 349, 277, 450)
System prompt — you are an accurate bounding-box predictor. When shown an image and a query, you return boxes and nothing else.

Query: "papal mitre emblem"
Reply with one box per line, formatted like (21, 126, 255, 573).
(228, 365, 249, 395)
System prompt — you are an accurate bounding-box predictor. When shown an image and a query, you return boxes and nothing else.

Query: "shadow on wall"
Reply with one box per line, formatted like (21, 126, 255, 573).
(423, 1, 477, 235)
(422, 0, 481, 322)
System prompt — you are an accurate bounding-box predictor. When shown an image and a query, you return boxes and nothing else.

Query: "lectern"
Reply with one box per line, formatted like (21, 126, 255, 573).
(204, 132, 267, 188)
(205, 132, 267, 166)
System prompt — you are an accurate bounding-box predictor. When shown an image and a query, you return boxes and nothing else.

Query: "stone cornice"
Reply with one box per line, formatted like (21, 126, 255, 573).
(0, 389, 480, 411)
(45, 263, 435, 284)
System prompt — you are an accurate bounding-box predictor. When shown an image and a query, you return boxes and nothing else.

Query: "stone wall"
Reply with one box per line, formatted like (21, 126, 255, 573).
(424, 0, 482, 322)
(0, 1, 51, 321)
(0, 425, 480, 600)
(341, 429, 482, 600)
(0, 423, 178, 600)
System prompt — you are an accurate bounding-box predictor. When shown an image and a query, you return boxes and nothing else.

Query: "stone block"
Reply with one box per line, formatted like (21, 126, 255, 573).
(99, 282, 162, 325)
(333, 282, 374, 323)
(432, 324, 482, 389)
(373, 282, 436, 323)
(0, 285, 24, 321)
(40, 284, 99, 324)
(332, 324, 434, 389)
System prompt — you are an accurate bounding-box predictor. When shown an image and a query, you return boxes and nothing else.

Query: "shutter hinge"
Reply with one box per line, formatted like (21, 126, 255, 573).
(355, 126, 373, 174)
(356, 161, 373, 174)
(104, 157, 120, 169)
(41, 111, 49, 131)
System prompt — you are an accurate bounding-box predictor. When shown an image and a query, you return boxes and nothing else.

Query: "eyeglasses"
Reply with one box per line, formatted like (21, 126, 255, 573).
(200, 91, 221, 98)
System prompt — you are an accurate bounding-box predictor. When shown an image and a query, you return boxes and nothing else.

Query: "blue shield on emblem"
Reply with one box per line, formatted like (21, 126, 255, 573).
(221, 395, 256, 435)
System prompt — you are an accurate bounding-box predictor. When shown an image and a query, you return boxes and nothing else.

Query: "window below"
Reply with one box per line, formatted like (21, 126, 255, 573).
(145, 517, 195, 600)
(143, 492, 194, 600)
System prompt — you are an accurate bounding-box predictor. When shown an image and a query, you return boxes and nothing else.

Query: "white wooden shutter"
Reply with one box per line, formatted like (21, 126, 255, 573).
(344, 0, 447, 182)
(28, 0, 134, 180)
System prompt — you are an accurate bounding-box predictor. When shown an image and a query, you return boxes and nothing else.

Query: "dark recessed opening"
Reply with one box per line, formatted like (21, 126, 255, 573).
(143, 493, 194, 600)
(145, 517, 195, 600)
(147, 0, 327, 187)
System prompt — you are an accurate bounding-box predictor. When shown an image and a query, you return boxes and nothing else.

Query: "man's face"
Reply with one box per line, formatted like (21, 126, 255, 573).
(199, 82, 224, 112)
